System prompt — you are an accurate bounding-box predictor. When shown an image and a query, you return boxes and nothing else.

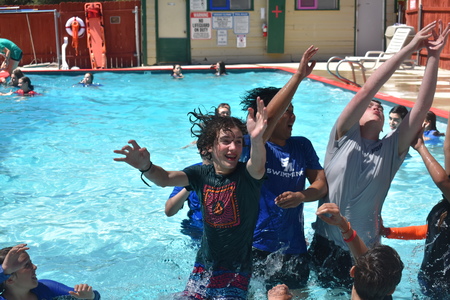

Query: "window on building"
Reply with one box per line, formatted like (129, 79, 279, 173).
(209, 0, 252, 11)
(296, 0, 338, 10)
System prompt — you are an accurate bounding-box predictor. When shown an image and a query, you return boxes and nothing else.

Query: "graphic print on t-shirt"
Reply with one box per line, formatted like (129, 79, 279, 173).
(203, 182, 240, 228)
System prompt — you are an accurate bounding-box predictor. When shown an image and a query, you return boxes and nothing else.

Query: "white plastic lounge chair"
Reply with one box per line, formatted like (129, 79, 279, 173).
(342, 27, 416, 70)
(326, 27, 416, 87)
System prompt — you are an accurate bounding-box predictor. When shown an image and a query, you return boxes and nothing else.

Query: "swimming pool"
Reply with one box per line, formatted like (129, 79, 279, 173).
(0, 69, 447, 299)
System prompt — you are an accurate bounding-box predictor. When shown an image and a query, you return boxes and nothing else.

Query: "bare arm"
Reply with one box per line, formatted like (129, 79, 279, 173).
(246, 98, 268, 179)
(165, 188, 190, 216)
(263, 46, 318, 142)
(412, 127, 450, 201)
(336, 22, 438, 140)
(113, 139, 189, 187)
(398, 21, 450, 154)
(274, 169, 327, 208)
(316, 203, 368, 258)
(444, 111, 450, 176)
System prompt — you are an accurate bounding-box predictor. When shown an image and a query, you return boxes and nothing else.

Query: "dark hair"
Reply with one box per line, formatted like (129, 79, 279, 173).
(354, 245, 404, 300)
(240, 87, 281, 111)
(12, 68, 24, 78)
(425, 111, 438, 131)
(215, 103, 231, 116)
(389, 105, 408, 120)
(87, 72, 94, 82)
(188, 108, 247, 161)
(0, 247, 13, 293)
(217, 61, 227, 75)
(20, 76, 34, 91)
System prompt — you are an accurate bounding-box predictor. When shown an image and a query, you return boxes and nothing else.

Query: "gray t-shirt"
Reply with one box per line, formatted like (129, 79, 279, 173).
(314, 122, 406, 249)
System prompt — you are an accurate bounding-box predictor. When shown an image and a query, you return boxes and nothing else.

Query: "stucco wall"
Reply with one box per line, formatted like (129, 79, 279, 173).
(145, 0, 398, 65)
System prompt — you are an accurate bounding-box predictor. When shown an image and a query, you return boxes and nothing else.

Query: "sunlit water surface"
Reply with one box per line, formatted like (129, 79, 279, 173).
(0, 70, 446, 299)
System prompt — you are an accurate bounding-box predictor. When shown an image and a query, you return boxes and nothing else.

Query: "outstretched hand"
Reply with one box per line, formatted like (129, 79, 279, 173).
(113, 140, 152, 171)
(426, 20, 450, 55)
(246, 97, 268, 141)
(409, 21, 436, 52)
(1, 244, 29, 275)
(296, 45, 319, 79)
(69, 284, 95, 299)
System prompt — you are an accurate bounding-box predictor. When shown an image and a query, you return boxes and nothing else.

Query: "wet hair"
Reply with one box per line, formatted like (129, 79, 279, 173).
(215, 103, 231, 116)
(240, 87, 281, 111)
(354, 245, 404, 300)
(86, 72, 94, 83)
(188, 108, 247, 161)
(12, 68, 24, 78)
(424, 111, 438, 131)
(20, 76, 34, 91)
(0, 247, 13, 293)
(389, 105, 408, 120)
(217, 61, 227, 75)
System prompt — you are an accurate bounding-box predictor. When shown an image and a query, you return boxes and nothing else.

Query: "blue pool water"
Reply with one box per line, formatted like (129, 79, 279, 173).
(0, 70, 447, 299)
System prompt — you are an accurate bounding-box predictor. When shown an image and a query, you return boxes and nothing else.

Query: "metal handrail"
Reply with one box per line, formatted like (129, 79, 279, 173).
(326, 56, 367, 87)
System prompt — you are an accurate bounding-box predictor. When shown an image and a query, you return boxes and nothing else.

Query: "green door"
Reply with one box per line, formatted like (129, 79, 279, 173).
(156, 0, 190, 64)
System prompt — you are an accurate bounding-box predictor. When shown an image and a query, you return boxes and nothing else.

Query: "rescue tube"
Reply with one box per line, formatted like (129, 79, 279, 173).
(65, 17, 85, 37)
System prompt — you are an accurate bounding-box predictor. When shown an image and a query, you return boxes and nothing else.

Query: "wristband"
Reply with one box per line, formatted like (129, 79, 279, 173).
(139, 161, 153, 187)
(343, 229, 357, 243)
(139, 161, 153, 173)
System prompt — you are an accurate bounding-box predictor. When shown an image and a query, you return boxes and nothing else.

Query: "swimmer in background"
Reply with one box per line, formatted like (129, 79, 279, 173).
(172, 64, 184, 79)
(210, 61, 227, 76)
(389, 105, 409, 131)
(423, 110, 445, 144)
(0, 76, 40, 96)
(0, 243, 101, 300)
(215, 103, 231, 117)
(0, 68, 23, 86)
(80, 72, 94, 85)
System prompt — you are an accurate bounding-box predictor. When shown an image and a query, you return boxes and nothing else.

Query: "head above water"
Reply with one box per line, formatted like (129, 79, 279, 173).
(19, 76, 34, 91)
(215, 103, 231, 117)
(8, 68, 24, 87)
(82, 72, 94, 84)
(352, 244, 404, 300)
(188, 108, 246, 162)
(424, 111, 438, 131)
(0, 246, 38, 293)
(389, 105, 408, 130)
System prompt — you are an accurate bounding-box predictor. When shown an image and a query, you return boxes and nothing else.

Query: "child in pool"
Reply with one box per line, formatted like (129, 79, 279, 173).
(0, 76, 40, 96)
(114, 99, 267, 299)
(172, 64, 184, 78)
(423, 110, 444, 144)
(0, 244, 101, 300)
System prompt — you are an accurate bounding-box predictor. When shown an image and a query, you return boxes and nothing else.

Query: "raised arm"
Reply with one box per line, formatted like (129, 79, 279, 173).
(246, 98, 268, 179)
(316, 203, 368, 258)
(398, 20, 450, 154)
(263, 46, 318, 142)
(411, 125, 450, 200)
(336, 21, 438, 140)
(113, 140, 188, 187)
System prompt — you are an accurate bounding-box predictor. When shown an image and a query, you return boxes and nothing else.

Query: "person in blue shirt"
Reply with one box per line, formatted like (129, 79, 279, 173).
(0, 244, 101, 300)
(240, 46, 327, 290)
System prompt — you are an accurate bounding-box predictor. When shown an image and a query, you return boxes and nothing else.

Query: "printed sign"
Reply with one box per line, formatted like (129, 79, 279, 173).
(191, 12, 212, 40)
(212, 13, 233, 29)
(217, 29, 228, 46)
(237, 35, 246, 48)
(190, 0, 207, 11)
(233, 12, 250, 34)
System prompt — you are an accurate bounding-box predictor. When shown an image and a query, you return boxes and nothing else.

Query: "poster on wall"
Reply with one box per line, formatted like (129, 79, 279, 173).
(191, 12, 212, 39)
(217, 30, 228, 46)
(190, 0, 207, 11)
(233, 12, 250, 34)
(409, 0, 416, 9)
(212, 13, 233, 29)
(237, 35, 246, 48)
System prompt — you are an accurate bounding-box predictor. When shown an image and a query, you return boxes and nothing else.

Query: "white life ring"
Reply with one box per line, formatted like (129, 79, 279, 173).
(65, 17, 85, 37)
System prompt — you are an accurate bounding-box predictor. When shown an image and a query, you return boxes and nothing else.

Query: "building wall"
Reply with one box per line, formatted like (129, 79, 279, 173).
(145, 0, 399, 65)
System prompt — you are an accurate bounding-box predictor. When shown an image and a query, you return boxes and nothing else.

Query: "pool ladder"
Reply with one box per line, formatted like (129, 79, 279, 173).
(326, 56, 367, 88)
